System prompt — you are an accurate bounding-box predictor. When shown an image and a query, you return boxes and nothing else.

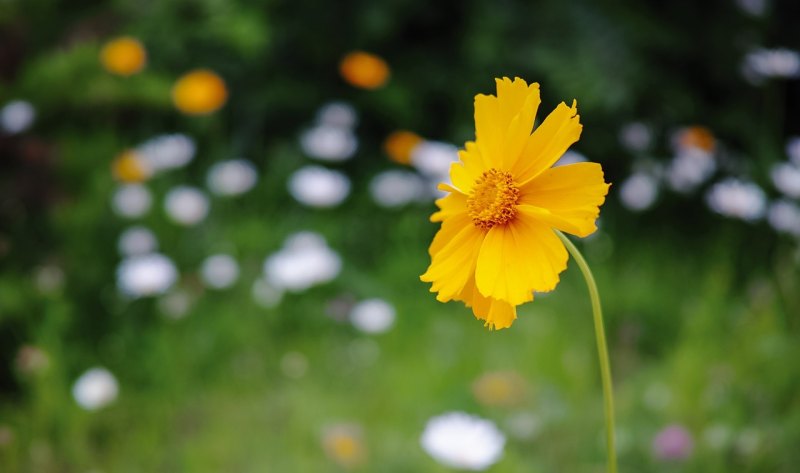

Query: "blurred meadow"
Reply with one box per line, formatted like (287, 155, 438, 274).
(2, 0, 800, 471)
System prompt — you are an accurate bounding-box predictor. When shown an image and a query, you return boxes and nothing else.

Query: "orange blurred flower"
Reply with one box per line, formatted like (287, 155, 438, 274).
(172, 69, 228, 116)
(384, 130, 423, 165)
(112, 150, 151, 183)
(339, 51, 390, 90)
(676, 126, 716, 153)
(100, 36, 147, 76)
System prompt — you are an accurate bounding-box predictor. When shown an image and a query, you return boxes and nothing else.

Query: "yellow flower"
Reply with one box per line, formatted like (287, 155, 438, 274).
(384, 130, 423, 165)
(100, 36, 147, 76)
(112, 149, 151, 183)
(172, 69, 228, 116)
(420, 78, 610, 330)
(339, 51, 390, 90)
(472, 371, 527, 407)
(322, 424, 366, 469)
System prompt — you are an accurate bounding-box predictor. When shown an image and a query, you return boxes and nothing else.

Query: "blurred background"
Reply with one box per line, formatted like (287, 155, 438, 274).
(1, 0, 800, 471)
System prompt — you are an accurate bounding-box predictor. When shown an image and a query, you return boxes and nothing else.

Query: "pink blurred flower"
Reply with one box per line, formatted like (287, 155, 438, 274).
(652, 424, 693, 461)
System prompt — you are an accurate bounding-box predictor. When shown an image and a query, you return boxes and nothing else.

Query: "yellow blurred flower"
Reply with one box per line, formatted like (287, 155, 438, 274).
(339, 51, 390, 90)
(472, 371, 526, 407)
(420, 78, 610, 329)
(384, 130, 423, 165)
(172, 69, 228, 116)
(322, 424, 366, 469)
(100, 36, 147, 76)
(112, 150, 151, 183)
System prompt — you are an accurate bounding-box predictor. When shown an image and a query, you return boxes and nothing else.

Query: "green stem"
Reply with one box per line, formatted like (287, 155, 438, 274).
(555, 230, 617, 473)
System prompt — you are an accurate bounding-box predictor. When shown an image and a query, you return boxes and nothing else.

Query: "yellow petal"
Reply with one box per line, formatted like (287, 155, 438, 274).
(513, 100, 582, 184)
(430, 187, 468, 222)
(474, 215, 568, 304)
(450, 141, 486, 193)
(456, 276, 518, 330)
(421, 213, 486, 302)
(518, 162, 610, 237)
(473, 78, 541, 171)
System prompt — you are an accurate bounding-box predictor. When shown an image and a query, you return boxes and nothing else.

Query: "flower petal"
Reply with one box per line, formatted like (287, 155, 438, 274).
(421, 213, 486, 303)
(430, 187, 468, 222)
(518, 162, 610, 237)
(450, 141, 485, 193)
(456, 276, 518, 330)
(475, 215, 568, 304)
(513, 100, 583, 184)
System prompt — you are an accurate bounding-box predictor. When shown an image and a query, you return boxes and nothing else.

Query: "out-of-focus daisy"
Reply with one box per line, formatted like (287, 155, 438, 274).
(369, 170, 427, 208)
(136, 134, 196, 172)
(666, 150, 716, 193)
(72, 367, 119, 411)
(117, 226, 158, 256)
(786, 136, 800, 165)
(743, 48, 800, 81)
(0, 100, 35, 134)
(420, 78, 609, 329)
(111, 184, 152, 219)
(736, 0, 767, 16)
(339, 51, 390, 90)
(420, 412, 505, 471)
(768, 200, 800, 237)
(264, 232, 342, 292)
(322, 424, 366, 469)
(619, 172, 659, 211)
(200, 254, 239, 289)
(251, 277, 284, 308)
(472, 371, 526, 407)
(158, 290, 192, 320)
(349, 298, 396, 334)
(619, 122, 652, 152)
(770, 162, 800, 198)
(112, 150, 152, 183)
(172, 69, 228, 115)
(99, 36, 146, 76)
(117, 253, 178, 297)
(206, 159, 258, 196)
(652, 424, 693, 462)
(316, 102, 358, 129)
(410, 140, 459, 180)
(706, 179, 766, 222)
(164, 186, 210, 226)
(384, 130, 423, 165)
(14, 345, 50, 376)
(300, 125, 358, 162)
(288, 165, 350, 208)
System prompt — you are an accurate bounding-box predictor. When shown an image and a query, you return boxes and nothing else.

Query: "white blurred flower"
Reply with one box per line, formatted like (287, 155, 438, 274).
(158, 290, 192, 320)
(72, 367, 118, 411)
(619, 122, 652, 152)
(251, 277, 283, 308)
(554, 150, 587, 166)
(200, 254, 239, 289)
(786, 136, 800, 166)
(369, 170, 427, 207)
(768, 200, 800, 237)
(136, 134, 195, 172)
(736, 0, 768, 16)
(411, 140, 459, 179)
(421, 412, 505, 471)
(164, 186, 209, 226)
(349, 298, 396, 334)
(111, 184, 152, 219)
(316, 102, 358, 129)
(300, 125, 358, 162)
(666, 149, 716, 193)
(288, 165, 350, 208)
(770, 162, 800, 198)
(206, 159, 258, 197)
(34, 264, 64, 294)
(264, 232, 341, 292)
(504, 412, 542, 440)
(703, 424, 734, 451)
(706, 179, 767, 222)
(619, 172, 659, 211)
(0, 100, 35, 134)
(743, 48, 800, 80)
(117, 253, 178, 297)
(117, 226, 158, 256)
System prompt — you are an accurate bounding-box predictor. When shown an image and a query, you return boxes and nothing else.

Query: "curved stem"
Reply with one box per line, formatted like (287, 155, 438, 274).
(555, 230, 617, 473)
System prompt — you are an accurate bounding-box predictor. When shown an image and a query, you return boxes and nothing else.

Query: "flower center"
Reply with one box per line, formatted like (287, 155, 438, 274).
(467, 169, 520, 230)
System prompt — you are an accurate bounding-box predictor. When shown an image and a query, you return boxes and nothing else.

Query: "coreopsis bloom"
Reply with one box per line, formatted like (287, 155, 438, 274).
(172, 69, 228, 115)
(100, 37, 146, 76)
(339, 51, 390, 89)
(420, 78, 609, 329)
(384, 130, 423, 164)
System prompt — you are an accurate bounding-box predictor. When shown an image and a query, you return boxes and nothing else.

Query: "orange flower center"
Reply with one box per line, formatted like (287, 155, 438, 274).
(467, 169, 520, 229)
